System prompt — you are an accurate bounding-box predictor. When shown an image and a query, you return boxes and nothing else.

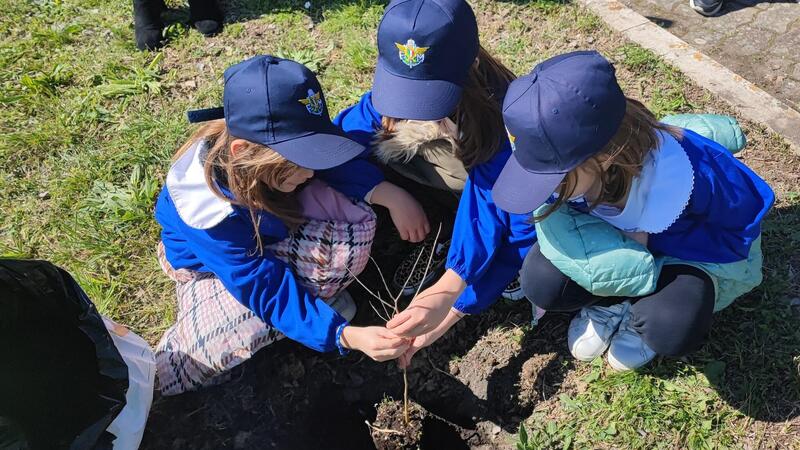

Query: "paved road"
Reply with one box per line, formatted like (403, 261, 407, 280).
(617, 0, 800, 110)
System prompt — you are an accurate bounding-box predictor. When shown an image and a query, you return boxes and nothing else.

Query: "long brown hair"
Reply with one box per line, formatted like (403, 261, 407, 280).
(535, 98, 683, 221)
(378, 45, 515, 170)
(174, 119, 305, 250)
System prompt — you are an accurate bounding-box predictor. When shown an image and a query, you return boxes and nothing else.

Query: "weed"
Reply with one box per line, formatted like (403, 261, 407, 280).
(275, 47, 328, 73)
(20, 64, 73, 97)
(96, 54, 166, 98)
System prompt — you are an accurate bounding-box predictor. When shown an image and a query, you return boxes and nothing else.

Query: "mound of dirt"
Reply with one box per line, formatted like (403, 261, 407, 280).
(370, 399, 424, 450)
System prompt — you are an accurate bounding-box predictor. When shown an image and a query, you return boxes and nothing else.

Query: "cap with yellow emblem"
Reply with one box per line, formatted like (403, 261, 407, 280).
(372, 0, 480, 121)
(186, 55, 364, 170)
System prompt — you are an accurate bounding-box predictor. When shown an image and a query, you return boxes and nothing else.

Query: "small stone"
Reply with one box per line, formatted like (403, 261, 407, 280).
(38, 191, 50, 200)
(450, 364, 460, 375)
(181, 80, 197, 89)
(586, 36, 595, 44)
(196, 63, 205, 71)
(694, 38, 707, 45)
(304, 1, 311, 8)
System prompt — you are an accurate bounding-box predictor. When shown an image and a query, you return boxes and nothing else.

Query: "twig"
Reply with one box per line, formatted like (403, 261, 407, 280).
(410, 223, 443, 302)
(391, 238, 428, 310)
(365, 294, 391, 322)
(365, 420, 406, 436)
(370, 255, 395, 299)
(427, 354, 459, 381)
(403, 370, 410, 425)
(346, 266, 396, 313)
(376, 290, 392, 323)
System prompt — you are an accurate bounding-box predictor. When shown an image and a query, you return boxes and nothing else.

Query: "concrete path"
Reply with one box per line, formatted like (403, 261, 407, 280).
(616, 0, 800, 110)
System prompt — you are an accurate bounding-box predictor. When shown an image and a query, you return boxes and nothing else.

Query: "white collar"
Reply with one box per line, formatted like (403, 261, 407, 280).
(590, 131, 694, 233)
(166, 140, 233, 229)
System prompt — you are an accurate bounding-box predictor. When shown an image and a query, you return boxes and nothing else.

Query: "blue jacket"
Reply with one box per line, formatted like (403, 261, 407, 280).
(334, 92, 539, 315)
(567, 128, 773, 264)
(154, 139, 382, 352)
(647, 129, 773, 263)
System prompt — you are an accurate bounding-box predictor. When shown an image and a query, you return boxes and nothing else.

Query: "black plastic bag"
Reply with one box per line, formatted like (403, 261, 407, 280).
(0, 260, 129, 450)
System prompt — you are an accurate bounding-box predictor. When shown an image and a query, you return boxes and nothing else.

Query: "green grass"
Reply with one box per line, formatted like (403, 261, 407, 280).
(1, 0, 798, 448)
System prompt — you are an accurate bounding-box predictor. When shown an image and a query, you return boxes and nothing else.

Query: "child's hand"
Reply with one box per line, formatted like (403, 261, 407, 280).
(397, 308, 463, 368)
(387, 270, 466, 338)
(340, 326, 410, 362)
(369, 182, 430, 242)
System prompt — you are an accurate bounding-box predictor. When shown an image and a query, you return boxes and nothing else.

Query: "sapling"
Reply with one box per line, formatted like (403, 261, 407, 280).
(348, 222, 443, 427)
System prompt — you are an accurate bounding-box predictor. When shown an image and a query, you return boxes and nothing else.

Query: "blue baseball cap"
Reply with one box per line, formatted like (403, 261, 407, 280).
(372, 0, 479, 120)
(186, 55, 364, 170)
(491, 51, 627, 214)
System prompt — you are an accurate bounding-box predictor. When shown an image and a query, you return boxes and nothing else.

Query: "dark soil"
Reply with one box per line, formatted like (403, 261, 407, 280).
(140, 174, 576, 449)
(370, 399, 424, 450)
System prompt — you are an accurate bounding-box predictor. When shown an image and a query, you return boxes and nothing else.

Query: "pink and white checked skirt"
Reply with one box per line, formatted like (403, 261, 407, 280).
(155, 182, 376, 396)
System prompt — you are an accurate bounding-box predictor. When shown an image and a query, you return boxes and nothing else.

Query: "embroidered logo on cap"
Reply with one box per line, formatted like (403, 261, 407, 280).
(395, 39, 428, 68)
(298, 89, 324, 116)
(506, 127, 516, 151)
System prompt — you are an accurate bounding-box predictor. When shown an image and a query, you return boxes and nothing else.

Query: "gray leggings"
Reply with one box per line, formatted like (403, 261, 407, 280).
(520, 243, 715, 357)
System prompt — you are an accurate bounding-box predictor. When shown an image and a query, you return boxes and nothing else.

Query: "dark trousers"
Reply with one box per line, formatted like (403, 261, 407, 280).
(520, 243, 715, 357)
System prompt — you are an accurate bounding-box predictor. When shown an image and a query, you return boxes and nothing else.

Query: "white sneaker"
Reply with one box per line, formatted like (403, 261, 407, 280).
(326, 290, 357, 321)
(568, 302, 630, 361)
(607, 310, 657, 371)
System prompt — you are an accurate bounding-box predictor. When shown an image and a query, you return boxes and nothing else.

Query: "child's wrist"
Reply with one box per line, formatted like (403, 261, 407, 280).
(337, 324, 354, 354)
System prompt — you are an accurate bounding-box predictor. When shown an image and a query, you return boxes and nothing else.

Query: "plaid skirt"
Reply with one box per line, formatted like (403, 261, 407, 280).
(155, 190, 376, 396)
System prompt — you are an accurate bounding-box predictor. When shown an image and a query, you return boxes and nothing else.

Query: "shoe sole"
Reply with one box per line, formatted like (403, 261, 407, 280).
(569, 334, 611, 362)
(689, 0, 723, 16)
(606, 346, 655, 371)
(606, 351, 635, 371)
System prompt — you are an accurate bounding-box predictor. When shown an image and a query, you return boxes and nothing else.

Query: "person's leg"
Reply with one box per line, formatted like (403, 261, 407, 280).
(689, 0, 724, 16)
(188, 0, 223, 37)
(630, 265, 715, 356)
(155, 251, 284, 395)
(133, 0, 165, 50)
(607, 264, 715, 370)
(520, 243, 632, 361)
(519, 243, 601, 312)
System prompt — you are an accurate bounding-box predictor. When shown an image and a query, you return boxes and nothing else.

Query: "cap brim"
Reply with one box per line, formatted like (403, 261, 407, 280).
(270, 129, 365, 171)
(491, 153, 567, 214)
(372, 60, 463, 121)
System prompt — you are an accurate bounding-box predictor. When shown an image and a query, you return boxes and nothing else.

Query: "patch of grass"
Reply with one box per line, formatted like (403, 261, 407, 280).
(615, 43, 694, 117)
(534, 363, 740, 448)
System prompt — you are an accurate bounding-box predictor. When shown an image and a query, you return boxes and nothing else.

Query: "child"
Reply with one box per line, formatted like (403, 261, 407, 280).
(488, 51, 774, 370)
(154, 55, 412, 394)
(335, 0, 528, 298)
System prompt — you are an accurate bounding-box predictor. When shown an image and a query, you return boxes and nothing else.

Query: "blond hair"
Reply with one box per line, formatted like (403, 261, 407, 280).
(174, 119, 305, 251)
(378, 45, 516, 170)
(535, 98, 683, 221)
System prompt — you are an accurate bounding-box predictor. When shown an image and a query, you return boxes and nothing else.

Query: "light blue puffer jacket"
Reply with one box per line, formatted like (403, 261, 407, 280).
(535, 205, 762, 312)
(534, 114, 760, 312)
